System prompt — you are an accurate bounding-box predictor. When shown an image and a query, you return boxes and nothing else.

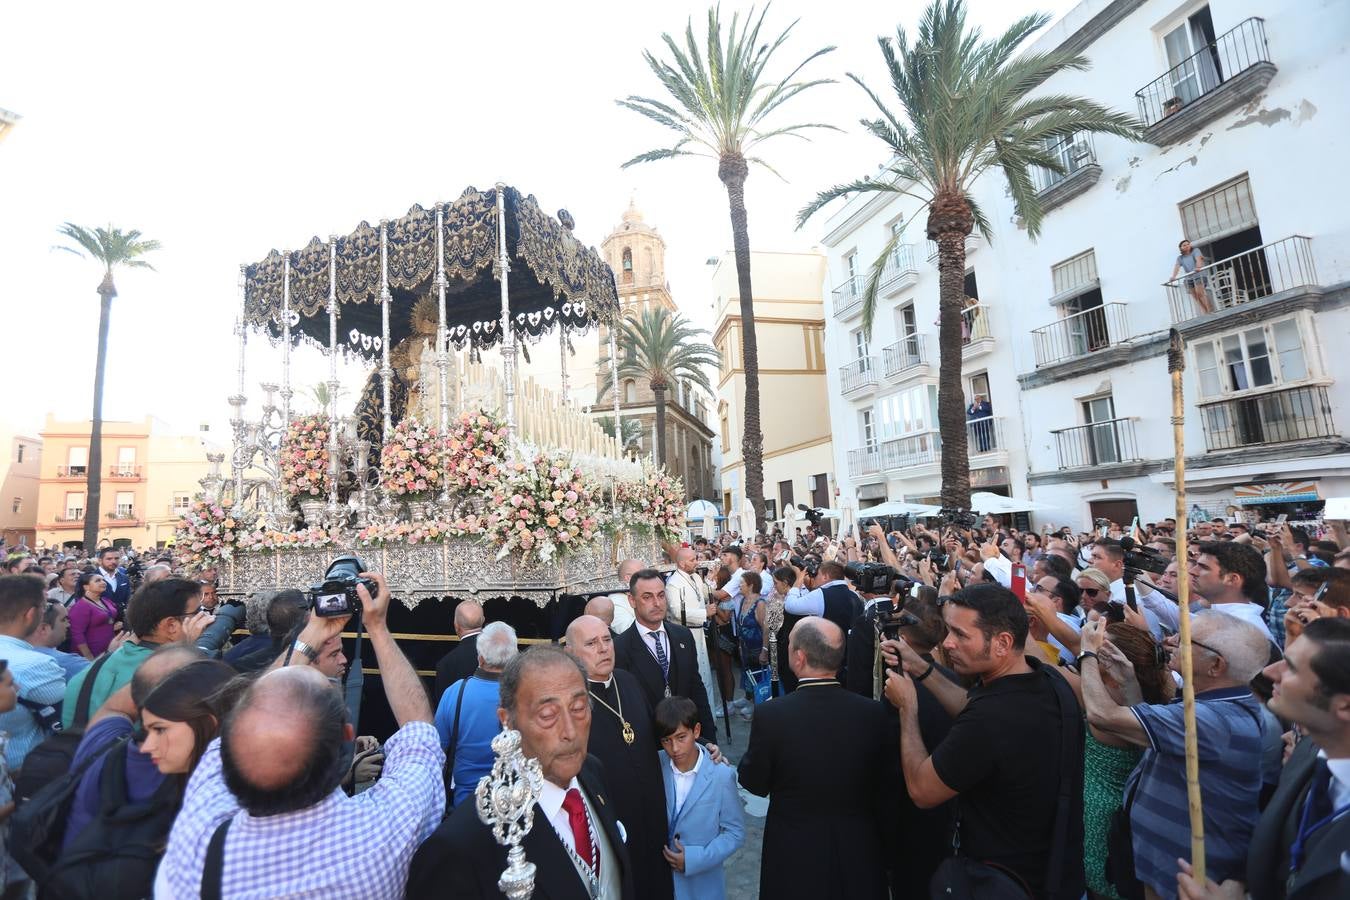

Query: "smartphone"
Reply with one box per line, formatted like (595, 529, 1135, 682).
(1010, 563, 1027, 601)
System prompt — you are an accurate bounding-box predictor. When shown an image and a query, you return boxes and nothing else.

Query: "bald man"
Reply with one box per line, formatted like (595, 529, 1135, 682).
(584, 594, 616, 626)
(157, 571, 445, 899)
(738, 617, 893, 899)
(434, 599, 486, 703)
(607, 558, 643, 633)
(567, 615, 672, 900)
(666, 547, 715, 696)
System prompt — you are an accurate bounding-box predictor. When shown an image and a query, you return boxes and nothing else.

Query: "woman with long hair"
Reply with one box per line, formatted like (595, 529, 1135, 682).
(68, 572, 120, 659)
(139, 660, 239, 783)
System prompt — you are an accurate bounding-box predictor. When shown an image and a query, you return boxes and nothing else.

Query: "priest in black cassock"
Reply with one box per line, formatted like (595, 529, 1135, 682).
(566, 614, 674, 900)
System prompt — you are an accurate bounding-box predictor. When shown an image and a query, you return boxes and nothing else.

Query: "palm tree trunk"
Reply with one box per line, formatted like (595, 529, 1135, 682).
(930, 195, 973, 510)
(84, 273, 115, 551)
(653, 383, 668, 467)
(719, 153, 765, 534)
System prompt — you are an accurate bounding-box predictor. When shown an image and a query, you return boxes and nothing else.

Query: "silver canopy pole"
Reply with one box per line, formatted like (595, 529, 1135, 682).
(496, 185, 515, 435)
(231, 267, 248, 503)
(379, 219, 393, 443)
(559, 324, 570, 405)
(326, 237, 341, 518)
(280, 255, 293, 428)
(435, 202, 450, 435)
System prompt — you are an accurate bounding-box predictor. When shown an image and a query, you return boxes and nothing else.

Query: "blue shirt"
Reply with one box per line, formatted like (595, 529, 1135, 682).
(1127, 686, 1265, 899)
(0, 633, 67, 769)
(33, 645, 91, 681)
(434, 672, 502, 807)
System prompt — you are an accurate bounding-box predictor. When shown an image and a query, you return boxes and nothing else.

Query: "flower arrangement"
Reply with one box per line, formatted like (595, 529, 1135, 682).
(486, 452, 603, 563)
(174, 499, 255, 565)
(280, 415, 333, 498)
(379, 417, 446, 500)
(444, 408, 509, 493)
(613, 465, 685, 542)
(235, 525, 338, 552)
(354, 517, 484, 548)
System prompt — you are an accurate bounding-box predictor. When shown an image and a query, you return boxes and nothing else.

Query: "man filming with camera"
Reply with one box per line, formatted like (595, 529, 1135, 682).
(157, 565, 444, 899)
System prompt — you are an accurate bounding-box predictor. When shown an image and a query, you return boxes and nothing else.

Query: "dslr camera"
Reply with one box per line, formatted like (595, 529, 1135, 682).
(865, 599, 922, 642)
(1119, 537, 1168, 577)
(845, 561, 910, 596)
(940, 507, 977, 529)
(789, 555, 820, 578)
(309, 555, 376, 618)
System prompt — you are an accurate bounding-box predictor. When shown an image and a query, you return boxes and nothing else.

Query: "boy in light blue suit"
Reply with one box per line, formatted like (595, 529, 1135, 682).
(656, 696, 745, 900)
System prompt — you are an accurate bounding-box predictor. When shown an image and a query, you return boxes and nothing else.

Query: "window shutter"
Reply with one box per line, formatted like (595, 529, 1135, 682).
(1180, 176, 1257, 244)
(1051, 250, 1099, 298)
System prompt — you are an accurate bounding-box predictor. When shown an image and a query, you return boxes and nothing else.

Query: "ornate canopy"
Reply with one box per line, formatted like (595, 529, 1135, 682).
(242, 185, 619, 358)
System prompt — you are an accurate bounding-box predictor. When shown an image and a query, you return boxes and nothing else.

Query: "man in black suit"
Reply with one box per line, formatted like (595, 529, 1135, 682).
(433, 599, 484, 703)
(1179, 617, 1350, 900)
(612, 568, 718, 744)
(567, 614, 673, 900)
(738, 616, 893, 899)
(406, 645, 635, 900)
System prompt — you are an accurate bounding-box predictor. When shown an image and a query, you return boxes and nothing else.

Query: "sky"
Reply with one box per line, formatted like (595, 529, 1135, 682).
(0, 0, 1076, 439)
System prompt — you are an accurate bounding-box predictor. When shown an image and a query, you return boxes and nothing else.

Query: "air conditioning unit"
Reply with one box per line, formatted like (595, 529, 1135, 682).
(1068, 138, 1092, 169)
(807, 475, 818, 492)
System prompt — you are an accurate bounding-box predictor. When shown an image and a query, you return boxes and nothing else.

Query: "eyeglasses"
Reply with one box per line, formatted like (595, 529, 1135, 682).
(1190, 637, 1225, 660)
(1079, 587, 1103, 597)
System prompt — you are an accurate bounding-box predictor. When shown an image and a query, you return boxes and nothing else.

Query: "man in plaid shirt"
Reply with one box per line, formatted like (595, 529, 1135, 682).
(156, 571, 444, 899)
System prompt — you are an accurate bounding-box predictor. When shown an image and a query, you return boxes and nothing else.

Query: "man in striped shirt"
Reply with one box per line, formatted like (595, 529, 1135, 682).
(1079, 610, 1270, 900)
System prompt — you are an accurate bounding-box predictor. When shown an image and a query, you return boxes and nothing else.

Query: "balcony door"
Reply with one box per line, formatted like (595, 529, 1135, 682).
(1083, 396, 1121, 465)
(1065, 289, 1108, 356)
(1163, 6, 1220, 105)
(853, 329, 871, 373)
(896, 303, 919, 366)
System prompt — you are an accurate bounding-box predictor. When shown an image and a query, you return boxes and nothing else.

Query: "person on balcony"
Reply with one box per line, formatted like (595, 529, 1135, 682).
(967, 394, 993, 453)
(1170, 238, 1213, 314)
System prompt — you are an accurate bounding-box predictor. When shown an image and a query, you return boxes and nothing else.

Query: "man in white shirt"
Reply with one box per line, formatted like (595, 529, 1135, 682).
(710, 547, 748, 607)
(1191, 541, 1277, 645)
(608, 558, 644, 634)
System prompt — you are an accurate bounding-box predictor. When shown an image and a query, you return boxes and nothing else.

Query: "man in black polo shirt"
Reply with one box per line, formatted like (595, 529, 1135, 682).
(882, 582, 1084, 899)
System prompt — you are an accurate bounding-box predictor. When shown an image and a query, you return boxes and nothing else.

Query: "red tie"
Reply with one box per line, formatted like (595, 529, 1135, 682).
(562, 787, 598, 874)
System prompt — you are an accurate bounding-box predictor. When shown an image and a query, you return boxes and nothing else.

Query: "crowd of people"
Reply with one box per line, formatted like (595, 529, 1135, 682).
(0, 509, 1344, 899)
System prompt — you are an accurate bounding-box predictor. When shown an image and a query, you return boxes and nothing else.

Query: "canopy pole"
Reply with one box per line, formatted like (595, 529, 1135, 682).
(1169, 328, 1206, 882)
(230, 266, 248, 504)
(434, 202, 451, 436)
(609, 326, 621, 453)
(496, 184, 516, 435)
(378, 219, 393, 443)
(559, 325, 570, 405)
(280, 255, 293, 428)
(326, 237, 341, 519)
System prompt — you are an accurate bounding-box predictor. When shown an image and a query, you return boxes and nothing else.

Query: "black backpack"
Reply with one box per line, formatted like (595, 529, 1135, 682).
(42, 740, 182, 900)
(13, 652, 113, 803)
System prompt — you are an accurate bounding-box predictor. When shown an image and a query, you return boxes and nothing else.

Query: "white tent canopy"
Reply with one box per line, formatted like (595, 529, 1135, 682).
(686, 499, 720, 520)
(970, 491, 1053, 515)
(857, 500, 943, 519)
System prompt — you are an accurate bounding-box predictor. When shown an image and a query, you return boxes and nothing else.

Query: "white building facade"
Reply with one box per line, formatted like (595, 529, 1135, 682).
(821, 0, 1350, 527)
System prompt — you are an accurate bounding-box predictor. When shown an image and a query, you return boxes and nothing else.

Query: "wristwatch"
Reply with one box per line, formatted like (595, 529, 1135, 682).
(291, 639, 320, 663)
(1076, 650, 1099, 667)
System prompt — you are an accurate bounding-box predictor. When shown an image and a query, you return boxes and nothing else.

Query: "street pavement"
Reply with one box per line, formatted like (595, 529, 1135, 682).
(711, 701, 766, 896)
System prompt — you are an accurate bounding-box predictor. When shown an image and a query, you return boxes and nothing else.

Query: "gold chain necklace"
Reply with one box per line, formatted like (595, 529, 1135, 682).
(590, 681, 635, 745)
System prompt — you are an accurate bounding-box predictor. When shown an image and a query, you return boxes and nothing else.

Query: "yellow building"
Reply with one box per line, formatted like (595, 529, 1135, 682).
(0, 428, 41, 546)
(712, 250, 835, 526)
(35, 415, 218, 550)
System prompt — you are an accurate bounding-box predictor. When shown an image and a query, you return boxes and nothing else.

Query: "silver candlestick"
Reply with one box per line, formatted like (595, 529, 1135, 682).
(475, 729, 543, 900)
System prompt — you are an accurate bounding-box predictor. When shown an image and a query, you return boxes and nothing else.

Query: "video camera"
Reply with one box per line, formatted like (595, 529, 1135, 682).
(865, 599, 922, 641)
(939, 507, 978, 529)
(799, 505, 826, 528)
(789, 555, 820, 578)
(309, 555, 376, 618)
(845, 561, 912, 596)
(1119, 537, 1168, 577)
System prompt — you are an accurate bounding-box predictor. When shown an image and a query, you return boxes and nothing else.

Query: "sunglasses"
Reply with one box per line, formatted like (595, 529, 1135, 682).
(1080, 587, 1103, 597)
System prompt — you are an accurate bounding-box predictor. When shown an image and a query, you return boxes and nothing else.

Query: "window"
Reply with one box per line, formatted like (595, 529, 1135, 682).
(15, 444, 23, 463)
(720, 414, 730, 453)
(1162, 6, 1219, 107)
(1194, 318, 1309, 399)
(1051, 250, 1099, 299)
(852, 329, 871, 370)
(765, 499, 778, 523)
(779, 479, 795, 514)
(67, 446, 88, 475)
(1180, 175, 1257, 246)
(845, 252, 858, 281)
(623, 380, 637, 404)
(115, 491, 135, 518)
(11, 498, 19, 515)
(860, 409, 877, 449)
(116, 446, 136, 475)
(964, 270, 979, 301)
(887, 216, 904, 243)
(172, 493, 192, 512)
(968, 372, 991, 406)
(65, 492, 85, 520)
(1082, 395, 1122, 464)
(896, 303, 917, 337)
(877, 385, 937, 438)
(621, 247, 633, 283)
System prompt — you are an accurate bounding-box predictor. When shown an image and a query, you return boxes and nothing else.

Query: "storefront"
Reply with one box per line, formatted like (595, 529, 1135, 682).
(1231, 480, 1325, 523)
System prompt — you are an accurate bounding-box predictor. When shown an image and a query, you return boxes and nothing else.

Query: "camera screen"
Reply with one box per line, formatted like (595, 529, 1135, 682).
(314, 592, 348, 613)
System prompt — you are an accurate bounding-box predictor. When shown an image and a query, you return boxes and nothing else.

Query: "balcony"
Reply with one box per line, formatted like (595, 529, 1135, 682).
(839, 357, 879, 398)
(961, 303, 994, 361)
(1135, 18, 1276, 146)
(878, 432, 940, 471)
(56, 512, 85, 523)
(55, 466, 88, 478)
(1031, 302, 1130, 367)
(966, 416, 1006, 458)
(107, 465, 143, 479)
(847, 446, 881, 479)
(878, 245, 919, 297)
(882, 332, 931, 380)
(833, 277, 863, 319)
(926, 234, 980, 264)
(1031, 133, 1101, 212)
(1198, 385, 1336, 452)
(1051, 418, 1142, 469)
(1166, 235, 1317, 324)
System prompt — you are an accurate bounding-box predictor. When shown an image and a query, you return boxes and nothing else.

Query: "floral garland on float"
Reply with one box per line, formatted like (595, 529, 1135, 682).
(379, 417, 447, 502)
(280, 415, 333, 499)
(235, 524, 339, 552)
(173, 499, 256, 565)
(614, 464, 686, 543)
(487, 451, 604, 563)
(444, 408, 509, 493)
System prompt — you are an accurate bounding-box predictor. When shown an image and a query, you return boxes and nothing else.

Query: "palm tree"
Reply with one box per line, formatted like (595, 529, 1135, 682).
(798, 0, 1139, 508)
(595, 416, 644, 455)
(307, 382, 348, 414)
(598, 307, 720, 468)
(55, 224, 160, 551)
(618, 4, 834, 531)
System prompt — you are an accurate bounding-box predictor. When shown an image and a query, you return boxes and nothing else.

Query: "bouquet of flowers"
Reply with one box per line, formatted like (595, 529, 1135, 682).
(280, 415, 332, 498)
(354, 516, 485, 548)
(444, 408, 509, 493)
(174, 499, 255, 565)
(486, 452, 603, 563)
(379, 418, 446, 500)
(640, 467, 686, 543)
(236, 525, 337, 552)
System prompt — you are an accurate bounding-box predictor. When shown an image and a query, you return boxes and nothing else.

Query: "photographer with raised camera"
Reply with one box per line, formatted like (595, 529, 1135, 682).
(784, 558, 863, 683)
(157, 563, 444, 899)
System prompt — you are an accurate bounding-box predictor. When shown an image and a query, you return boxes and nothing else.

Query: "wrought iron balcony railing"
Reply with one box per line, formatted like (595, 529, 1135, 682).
(840, 357, 879, 395)
(882, 332, 929, 378)
(1031, 302, 1130, 367)
(847, 446, 880, 478)
(878, 245, 919, 296)
(1198, 385, 1336, 451)
(1031, 133, 1098, 194)
(1051, 418, 1141, 469)
(1135, 17, 1272, 127)
(832, 277, 863, 318)
(1165, 235, 1316, 323)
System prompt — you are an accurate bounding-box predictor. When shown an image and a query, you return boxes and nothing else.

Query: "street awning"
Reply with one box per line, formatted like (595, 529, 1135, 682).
(1234, 481, 1321, 505)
